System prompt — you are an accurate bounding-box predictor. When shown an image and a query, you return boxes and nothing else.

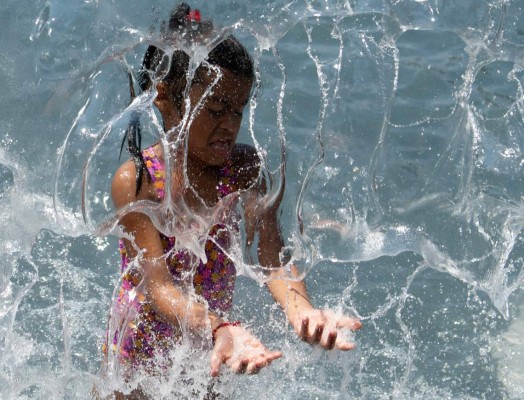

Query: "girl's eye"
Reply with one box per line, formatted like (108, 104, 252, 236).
(207, 107, 224, 117)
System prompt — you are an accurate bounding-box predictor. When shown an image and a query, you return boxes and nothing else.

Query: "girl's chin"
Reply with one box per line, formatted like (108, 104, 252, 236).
(209, 143, 232, 160)
(187, 153, 229, 168)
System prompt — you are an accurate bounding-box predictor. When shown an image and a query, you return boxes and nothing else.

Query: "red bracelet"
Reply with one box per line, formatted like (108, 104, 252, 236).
(212, 321, 241, 344)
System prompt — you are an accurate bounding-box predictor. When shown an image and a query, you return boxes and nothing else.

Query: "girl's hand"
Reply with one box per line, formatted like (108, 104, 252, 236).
(292, 309, 362, 351)
(210, 324, 282, 377)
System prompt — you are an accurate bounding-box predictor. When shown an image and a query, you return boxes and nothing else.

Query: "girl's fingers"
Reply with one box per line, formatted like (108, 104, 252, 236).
(295, 310, 361, 351)
(335, 339, 356, 351)
(230, 350, 282, 375)
(247, 359, 263, 374)
(311, 323, 324, 344)
(336, 316, 362, 330)
(324, 330, 337, 350)
(210, 348, 226, 377)
(231, 359, 248, 374)
(247, 365, 260, 374)
(299, 317, 309, 339)
(260, 351, 282, 366)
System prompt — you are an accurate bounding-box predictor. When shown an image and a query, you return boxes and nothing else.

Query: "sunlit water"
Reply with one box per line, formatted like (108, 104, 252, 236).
(1, 0, 523, 399)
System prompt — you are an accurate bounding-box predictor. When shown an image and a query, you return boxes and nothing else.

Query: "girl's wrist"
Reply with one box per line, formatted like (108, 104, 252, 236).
(212, 321, 241, 344)
(286, 294, 314, 322)
(209, 313, 225, 331)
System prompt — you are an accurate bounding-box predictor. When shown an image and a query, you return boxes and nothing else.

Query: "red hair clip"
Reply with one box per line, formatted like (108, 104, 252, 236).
(187, 9, 201, 23)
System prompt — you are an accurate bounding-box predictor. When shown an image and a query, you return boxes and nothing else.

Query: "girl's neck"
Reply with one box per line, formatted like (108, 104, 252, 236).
(168, 149, 221, 208)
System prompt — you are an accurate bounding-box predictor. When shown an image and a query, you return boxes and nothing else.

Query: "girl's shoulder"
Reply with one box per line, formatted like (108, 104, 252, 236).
(111, 158, 158, 208)
(230, 143, 261, 190)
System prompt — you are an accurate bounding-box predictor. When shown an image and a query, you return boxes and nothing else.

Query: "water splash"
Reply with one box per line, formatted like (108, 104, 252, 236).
(1, 0, 523, 398)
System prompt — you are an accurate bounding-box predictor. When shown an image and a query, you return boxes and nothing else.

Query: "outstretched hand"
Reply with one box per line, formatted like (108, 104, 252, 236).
(291, 309, 362, 351)
(210, 324, 282, 377)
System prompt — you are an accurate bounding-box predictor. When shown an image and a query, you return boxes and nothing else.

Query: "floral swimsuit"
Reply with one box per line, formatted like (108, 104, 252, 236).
(104, 147, 239, 367)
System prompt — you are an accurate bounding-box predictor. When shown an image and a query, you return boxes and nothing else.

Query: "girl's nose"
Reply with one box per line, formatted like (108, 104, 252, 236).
(220, 112, 242, 133)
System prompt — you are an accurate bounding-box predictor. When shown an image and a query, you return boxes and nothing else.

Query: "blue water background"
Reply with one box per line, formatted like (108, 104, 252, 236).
(0, 0, 523, 399)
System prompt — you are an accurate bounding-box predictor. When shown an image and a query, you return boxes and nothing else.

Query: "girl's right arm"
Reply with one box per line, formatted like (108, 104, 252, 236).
(112, 161, 224, 333)
(112, 160, 281, 375)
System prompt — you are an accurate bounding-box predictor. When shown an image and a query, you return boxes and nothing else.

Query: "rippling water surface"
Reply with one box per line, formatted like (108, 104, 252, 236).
(1, 0, 523, 399)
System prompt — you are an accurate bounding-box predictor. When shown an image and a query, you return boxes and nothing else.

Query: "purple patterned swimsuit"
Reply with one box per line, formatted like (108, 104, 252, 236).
(105, 147, 239, 367)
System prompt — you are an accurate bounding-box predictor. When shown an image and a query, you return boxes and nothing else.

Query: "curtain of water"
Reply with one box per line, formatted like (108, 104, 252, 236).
(0, 0, 523, 398)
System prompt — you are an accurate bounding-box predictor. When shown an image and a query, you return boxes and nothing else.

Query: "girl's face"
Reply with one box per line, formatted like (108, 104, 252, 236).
(178, 68, 252, 167)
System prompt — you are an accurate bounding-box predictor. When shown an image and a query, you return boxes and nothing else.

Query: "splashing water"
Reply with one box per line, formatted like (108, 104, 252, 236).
(1, 0, 523, 398)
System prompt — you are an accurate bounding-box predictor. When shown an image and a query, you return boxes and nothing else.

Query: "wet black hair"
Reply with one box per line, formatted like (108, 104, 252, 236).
(121, 3, 255, 195)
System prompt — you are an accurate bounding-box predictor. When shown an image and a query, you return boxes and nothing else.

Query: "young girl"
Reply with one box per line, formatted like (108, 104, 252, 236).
(105, 2, 361, 390)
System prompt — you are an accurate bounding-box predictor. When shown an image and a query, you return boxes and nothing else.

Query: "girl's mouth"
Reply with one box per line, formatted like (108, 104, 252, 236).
(209, 139, 232, 157)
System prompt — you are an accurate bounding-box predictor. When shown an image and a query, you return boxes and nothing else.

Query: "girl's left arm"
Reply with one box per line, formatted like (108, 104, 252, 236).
(257, 208, 361, 351)
(238, 145, 361, 351)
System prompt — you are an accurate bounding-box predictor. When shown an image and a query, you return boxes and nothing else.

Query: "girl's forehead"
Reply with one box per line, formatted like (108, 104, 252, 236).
(192, 69, 253, 102)
(198, 67, 252, 86)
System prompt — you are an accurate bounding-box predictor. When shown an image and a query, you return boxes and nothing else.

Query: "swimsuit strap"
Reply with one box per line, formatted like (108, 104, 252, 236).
(142, 147, 239, 200)
(142, 147, 166, 199)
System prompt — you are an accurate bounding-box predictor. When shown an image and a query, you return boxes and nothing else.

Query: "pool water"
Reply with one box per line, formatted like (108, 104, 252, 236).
(0, 0, 523, 398)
